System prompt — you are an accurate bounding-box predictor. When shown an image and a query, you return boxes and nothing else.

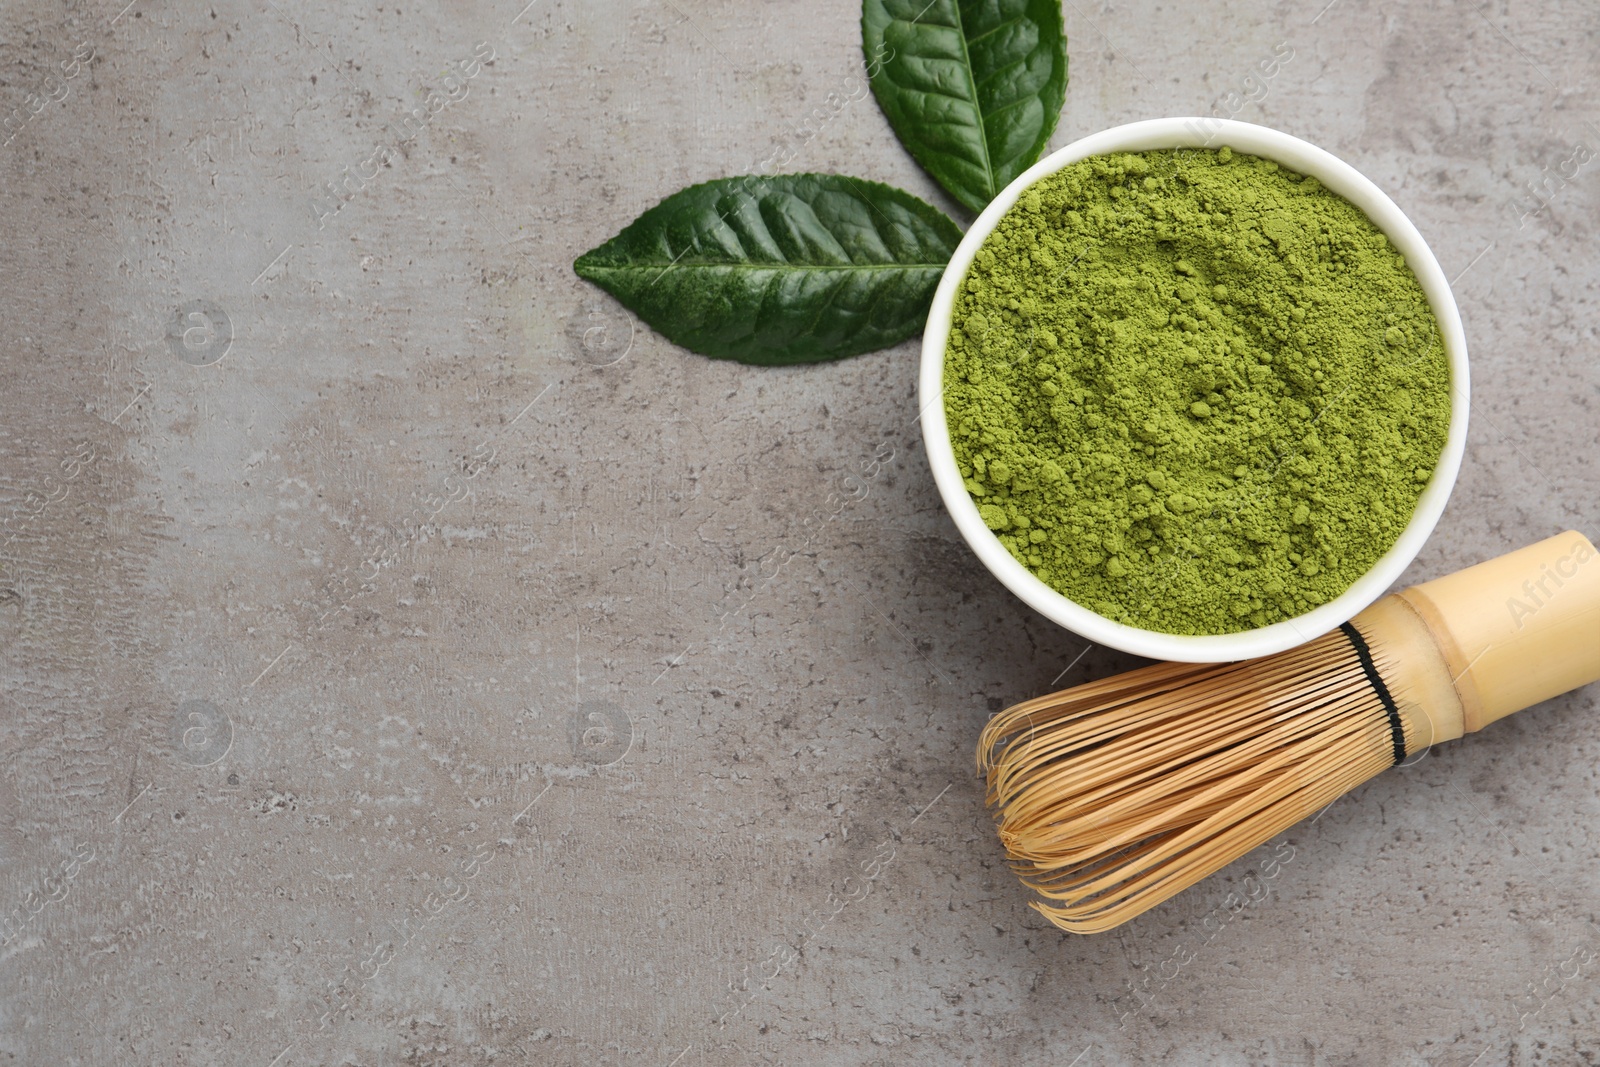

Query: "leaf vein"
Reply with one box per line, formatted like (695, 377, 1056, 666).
(581, 263, 950, 274)
(963, 15, 1026, 47)
(946, 3, 995, 201)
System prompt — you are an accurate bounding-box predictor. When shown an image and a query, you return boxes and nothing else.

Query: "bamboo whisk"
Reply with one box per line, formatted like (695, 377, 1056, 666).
(980, 532, 1600, 933)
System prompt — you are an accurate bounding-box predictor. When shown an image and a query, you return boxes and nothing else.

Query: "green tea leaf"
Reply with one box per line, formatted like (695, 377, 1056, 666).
(573, 174, 963, 365)
(863, 0, 1068, 213)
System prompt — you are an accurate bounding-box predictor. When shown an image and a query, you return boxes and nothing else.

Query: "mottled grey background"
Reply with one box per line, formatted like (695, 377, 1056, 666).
(1, 0, 1597, 1064)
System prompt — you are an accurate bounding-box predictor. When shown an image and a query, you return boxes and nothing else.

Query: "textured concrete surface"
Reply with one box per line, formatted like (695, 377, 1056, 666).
(1, 0, 1598, 1063)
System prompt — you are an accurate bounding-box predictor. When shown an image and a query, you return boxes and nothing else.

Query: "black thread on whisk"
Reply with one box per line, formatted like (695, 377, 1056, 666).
(1339, 620, 1407, 766)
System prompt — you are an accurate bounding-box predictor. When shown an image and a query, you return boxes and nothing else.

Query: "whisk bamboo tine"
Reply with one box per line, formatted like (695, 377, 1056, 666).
(981, 533, 1600, 933)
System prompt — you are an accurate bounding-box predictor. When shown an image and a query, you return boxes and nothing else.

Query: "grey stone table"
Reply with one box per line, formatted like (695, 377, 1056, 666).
(2, 0, 1597, 1063)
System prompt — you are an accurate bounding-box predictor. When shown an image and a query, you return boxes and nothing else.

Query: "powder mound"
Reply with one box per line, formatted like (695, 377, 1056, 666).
(943, 148, 1452, 636)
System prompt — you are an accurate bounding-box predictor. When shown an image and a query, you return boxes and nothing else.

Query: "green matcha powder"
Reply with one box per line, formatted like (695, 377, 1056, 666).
(944, 147, 1451, 635)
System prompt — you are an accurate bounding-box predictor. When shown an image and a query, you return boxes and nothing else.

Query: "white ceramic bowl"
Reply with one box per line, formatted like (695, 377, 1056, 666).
(919, 118, 1470, 663)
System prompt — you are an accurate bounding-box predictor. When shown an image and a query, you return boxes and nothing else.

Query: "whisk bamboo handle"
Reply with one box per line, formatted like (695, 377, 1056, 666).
(1364, 530, 1600, 748)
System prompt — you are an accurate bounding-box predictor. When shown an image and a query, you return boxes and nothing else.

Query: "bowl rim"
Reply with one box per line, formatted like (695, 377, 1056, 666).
(918, 117, 1471, 663)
